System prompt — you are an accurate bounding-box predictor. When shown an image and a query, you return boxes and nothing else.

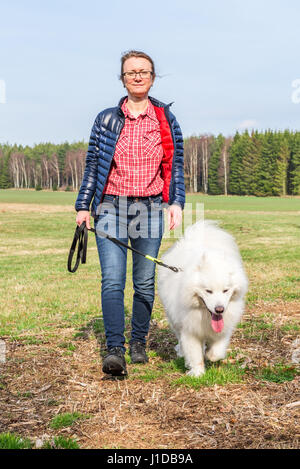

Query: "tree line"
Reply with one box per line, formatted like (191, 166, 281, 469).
(0, 141, 87, 191)
(0, 129, 300, 195)
(184, 129, 300, 196)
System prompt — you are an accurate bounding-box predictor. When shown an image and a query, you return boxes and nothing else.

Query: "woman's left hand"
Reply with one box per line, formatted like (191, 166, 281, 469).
(167, 204, 182, 231)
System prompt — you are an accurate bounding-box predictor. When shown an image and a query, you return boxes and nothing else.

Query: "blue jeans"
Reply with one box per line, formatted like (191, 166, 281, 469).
(94, 194, 164, 352)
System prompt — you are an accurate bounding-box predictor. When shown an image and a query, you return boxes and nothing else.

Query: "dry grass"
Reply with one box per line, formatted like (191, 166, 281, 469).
(0, 203, 75, 213)
(0, 303, 299, 449)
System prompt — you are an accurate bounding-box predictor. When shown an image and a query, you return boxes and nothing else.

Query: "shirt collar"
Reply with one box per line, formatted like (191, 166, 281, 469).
(121, 98, 158, 122)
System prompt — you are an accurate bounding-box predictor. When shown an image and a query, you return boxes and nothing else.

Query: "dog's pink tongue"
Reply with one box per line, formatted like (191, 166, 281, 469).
(211, 314, 224, 333)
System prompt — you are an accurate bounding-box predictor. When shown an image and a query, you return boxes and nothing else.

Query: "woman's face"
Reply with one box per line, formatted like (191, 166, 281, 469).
(122, 57, 154, 99)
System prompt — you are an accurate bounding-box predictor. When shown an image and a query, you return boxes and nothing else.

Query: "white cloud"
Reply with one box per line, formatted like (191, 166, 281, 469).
(238, 119, 258, 130)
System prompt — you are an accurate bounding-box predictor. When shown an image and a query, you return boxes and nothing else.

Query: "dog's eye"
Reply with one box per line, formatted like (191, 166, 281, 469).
(223, 289, 229, 293)
(206, 289, 213, 294)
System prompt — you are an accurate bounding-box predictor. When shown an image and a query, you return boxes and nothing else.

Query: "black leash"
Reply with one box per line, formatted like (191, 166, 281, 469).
(67, 222, 181, 274)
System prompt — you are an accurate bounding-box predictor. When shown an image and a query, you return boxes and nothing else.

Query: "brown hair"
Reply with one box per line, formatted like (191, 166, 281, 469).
(120, 50, 156, 82)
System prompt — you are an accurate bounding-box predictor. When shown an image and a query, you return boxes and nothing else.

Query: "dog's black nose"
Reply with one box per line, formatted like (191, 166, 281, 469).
(215, 306, 224, 314)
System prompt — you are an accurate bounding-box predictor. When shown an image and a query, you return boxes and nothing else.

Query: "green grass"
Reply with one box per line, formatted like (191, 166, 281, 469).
(186, 193, 300, 212)
(17, 391, 33, 398)
(255, 364, 299, 383)
(171, 362, 246, 388)
(237, 318, 275, 340)
(128, 357, 247, 388)
(281, 323, 300, 332)
(237, 314, 300, 338)
(129, 357, 185, 381)
(0, 190, 299, 388)
(1, 190, 299, 337)
(1, 190, 299, 211)
(135, 369, 162, 382)
(0, 432, 33, 449)
(42, 436, 80, 449)
(49, 412, 90, 430)
(58, 341, 76, 351)
(0, 188, 77, 205)
(0, 432, 80, 449)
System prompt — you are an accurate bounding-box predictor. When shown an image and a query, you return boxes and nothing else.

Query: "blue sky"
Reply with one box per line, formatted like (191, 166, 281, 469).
(0, 0, 300, 145)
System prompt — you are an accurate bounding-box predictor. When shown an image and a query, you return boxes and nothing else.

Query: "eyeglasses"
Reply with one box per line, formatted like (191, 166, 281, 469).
(122, 70, 153, 80)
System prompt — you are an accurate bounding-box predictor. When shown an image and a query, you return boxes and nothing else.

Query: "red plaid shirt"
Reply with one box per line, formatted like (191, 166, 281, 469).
(103, 98, 164, 196)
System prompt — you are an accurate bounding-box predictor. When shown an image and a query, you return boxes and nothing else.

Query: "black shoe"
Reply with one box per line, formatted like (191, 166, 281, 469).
(102, 347, 127, 376)
(129, 341, 149, 364)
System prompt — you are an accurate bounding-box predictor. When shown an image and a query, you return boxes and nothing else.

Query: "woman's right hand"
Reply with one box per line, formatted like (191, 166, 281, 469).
(76, 210, 91, 230)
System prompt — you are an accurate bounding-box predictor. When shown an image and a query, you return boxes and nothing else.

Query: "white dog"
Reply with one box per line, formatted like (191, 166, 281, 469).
(157, 220, 248, 377)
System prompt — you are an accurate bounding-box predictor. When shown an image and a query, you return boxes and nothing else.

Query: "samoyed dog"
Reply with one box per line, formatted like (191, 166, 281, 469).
(157, 221, 248, 377)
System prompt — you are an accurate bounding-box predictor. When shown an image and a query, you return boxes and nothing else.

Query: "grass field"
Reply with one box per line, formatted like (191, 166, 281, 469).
(0, 189, 299, 449)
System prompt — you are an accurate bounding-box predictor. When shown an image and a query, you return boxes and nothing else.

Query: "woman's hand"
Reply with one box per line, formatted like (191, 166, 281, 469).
(167, 204, 182, 231)
(76, 210, 91, 229)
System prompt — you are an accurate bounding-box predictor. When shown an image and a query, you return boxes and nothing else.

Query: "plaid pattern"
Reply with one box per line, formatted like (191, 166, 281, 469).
(104, 98, 164, 196)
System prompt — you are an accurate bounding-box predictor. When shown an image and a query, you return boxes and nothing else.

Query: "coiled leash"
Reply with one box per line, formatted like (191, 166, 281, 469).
(67, 221, 181, 274)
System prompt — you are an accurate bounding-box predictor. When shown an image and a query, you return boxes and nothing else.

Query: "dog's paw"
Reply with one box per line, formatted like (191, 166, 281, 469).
(174, 344, 183, 357)
(186, 366, 205, 377)
(205, 348, 226, 362)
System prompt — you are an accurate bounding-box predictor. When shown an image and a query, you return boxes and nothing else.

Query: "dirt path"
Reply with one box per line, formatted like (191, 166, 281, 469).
(0, 302, 299, 449)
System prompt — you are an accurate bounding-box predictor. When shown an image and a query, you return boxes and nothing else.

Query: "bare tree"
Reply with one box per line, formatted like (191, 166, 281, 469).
(42, 155, 51, 188)
(50, 153, 60, 188)
(32, 163, 42, 188)
(65, 149, 86, 190)
(184, 137, 201, 192)
(9, 152, 24, 188)
(19, 153, 28, 188)
(200, 136, 210, 194)
(222, 138, 231, 196)
(78, 149, 86, 186)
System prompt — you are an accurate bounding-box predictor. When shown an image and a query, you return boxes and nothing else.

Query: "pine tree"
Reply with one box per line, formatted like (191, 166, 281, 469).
(228, 132, 243, 194)
(249, 131, 263, 196)
(0, 150, 11, 188)
(208, 134, 225, 195)
(288, 132, 300, 195)
(273, 134, 289, 196)
(255, 131, 276, 196)
(57, 142, 70, 188)
(239, 130, 258, 195)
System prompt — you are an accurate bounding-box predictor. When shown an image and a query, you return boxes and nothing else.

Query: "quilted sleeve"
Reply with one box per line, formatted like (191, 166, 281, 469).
(75, 115, 101, 212)
(170, 114, 185, 209)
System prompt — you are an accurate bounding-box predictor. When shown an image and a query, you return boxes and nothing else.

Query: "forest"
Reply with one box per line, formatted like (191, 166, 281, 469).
(1, 129, 300, 196)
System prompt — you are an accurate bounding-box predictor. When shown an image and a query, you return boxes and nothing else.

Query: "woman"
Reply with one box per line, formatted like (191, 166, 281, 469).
(75, 50, 185, 376)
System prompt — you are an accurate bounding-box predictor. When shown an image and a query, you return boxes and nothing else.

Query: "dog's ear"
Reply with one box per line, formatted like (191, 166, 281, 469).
(230, 270, 248, 298)
(229, 285, 240, 301)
